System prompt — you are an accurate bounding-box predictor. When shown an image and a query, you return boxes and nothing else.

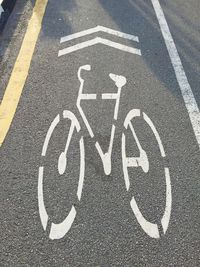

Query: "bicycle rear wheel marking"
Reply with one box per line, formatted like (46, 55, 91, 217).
(122, 109, 172, 239)
(77, 137, 85, 201)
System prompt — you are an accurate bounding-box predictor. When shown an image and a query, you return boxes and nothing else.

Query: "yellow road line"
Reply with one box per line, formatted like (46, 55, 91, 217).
(0, 0, 48, 147)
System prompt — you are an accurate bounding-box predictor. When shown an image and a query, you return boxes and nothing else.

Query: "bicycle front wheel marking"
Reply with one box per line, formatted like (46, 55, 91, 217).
(122, 109, 172, 239)
(38, 110, 85, 240)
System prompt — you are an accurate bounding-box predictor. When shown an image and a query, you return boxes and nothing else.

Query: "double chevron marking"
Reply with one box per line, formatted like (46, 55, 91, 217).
(58, 25, 141, 56)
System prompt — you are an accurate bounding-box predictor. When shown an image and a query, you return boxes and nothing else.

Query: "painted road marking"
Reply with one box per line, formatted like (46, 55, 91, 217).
(58, 26, 141, 56)
(0, 0, 4, 18)
(60, 25, 139, 43)
(39, 64, 172, 239)
(151, 0, 200, 149)
(58, 37, 141, 57)
(0, 0, 48, 147)
(122, 110, 171, 239)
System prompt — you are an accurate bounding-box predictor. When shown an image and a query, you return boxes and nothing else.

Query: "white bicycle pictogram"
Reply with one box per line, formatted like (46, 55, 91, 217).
(38, 64, 172, 240)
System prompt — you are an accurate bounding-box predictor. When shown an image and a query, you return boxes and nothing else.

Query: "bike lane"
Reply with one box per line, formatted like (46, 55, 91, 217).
(0, 0, 200, 266)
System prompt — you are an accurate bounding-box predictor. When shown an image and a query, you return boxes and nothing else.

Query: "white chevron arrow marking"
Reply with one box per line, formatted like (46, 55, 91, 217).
(60, 25, 139, 43)
(58, 37, 141, 56)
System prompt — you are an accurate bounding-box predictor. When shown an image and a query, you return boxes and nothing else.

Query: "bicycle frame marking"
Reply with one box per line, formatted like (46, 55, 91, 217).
(77, 65, 126, 175)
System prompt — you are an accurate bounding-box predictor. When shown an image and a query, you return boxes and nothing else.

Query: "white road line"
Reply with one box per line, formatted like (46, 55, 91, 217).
(80, 94, 97, 100)
(0, 0, 4, 17)
(161, 168, 172, 235)
(60, 25, 139, 43)
(38, 167, 48, 231)
(143, 112, 166, 158)
(77, 137, 85, 201)
(42, 114, 60, 156)
(58, 37, 141, 56)
(151, 0, 200, 149)
(130, 196, 160, 239)
(49, 206, 77, 240)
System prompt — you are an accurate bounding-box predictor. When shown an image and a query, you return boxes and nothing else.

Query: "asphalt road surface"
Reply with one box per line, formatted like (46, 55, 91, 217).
(0, 0, 200, 266)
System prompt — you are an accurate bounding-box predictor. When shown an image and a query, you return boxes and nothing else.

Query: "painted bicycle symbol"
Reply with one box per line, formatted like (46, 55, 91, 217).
(38, 64, 172, 240)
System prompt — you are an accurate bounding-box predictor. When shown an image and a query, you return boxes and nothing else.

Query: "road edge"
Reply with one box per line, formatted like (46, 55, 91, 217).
(0, 0, 49, 147)
(151, 0, 200, 150)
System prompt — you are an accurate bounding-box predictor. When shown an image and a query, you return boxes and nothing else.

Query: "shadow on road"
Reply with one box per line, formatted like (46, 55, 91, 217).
(98, 0, 200, 106)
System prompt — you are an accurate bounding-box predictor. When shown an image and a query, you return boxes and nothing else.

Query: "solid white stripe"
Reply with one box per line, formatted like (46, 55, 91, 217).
(151, 0, 200, 149)
(0, 5, 4, 17)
